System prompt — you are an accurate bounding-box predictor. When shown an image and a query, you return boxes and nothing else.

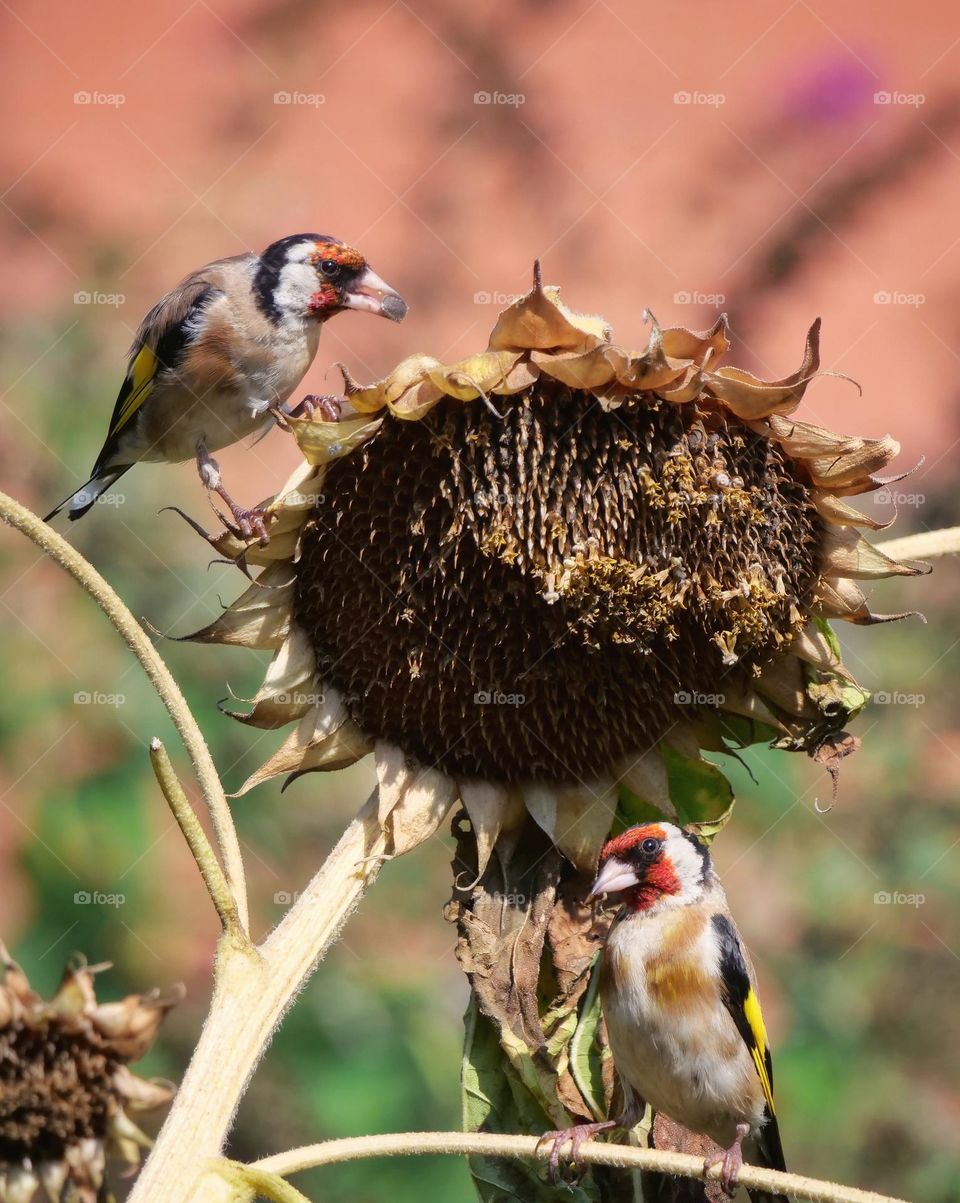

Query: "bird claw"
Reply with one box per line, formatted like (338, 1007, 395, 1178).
(218, 505, 270, 547)
(288, 393, 343, 422)
(704, 1123, 749, 1197)
(160, 505, 219, 544)
(536, 1121, 615, 1184)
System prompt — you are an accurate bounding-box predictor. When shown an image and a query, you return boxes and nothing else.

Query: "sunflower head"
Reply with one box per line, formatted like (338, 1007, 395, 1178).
(0, 943, 179, 1202)
(191, 268, 925, 871)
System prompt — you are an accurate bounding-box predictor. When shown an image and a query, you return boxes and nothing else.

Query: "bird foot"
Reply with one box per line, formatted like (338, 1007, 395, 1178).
(214, 500, 271, 547)
(287, 393, 342, 422)
(536, 1120, 616, 1183)
(194, 443, 271, 547)
(704, 1123, 750, 1197)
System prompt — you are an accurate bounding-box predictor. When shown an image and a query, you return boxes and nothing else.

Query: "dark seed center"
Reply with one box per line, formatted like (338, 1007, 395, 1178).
(0, 1022, 120, 1162)
(294, 382, 821, 782)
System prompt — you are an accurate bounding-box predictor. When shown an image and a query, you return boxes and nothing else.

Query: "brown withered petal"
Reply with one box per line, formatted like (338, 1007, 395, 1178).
(187, 271, 926, 871)
(0, 943, 179, 1202)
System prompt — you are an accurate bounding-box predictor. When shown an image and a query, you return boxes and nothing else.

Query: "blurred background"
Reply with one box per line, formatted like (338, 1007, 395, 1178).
(1, 1, 959, 1199)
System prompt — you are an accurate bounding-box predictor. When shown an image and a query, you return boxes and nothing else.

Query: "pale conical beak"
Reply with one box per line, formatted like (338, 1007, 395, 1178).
(588, 857, 640, 898)
(342, 266, 408, 322)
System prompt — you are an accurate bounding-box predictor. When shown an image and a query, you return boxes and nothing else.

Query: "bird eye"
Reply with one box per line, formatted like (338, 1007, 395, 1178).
(319, 258, 341, 278)
(640, 837, 660, 856)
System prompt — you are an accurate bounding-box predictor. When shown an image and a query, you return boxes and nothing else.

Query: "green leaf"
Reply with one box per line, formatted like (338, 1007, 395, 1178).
(812, 615, 843, 661)
(568, 953, 609, 1123)
(462, 998, 599, 1203)
(662, 744, 735, 836)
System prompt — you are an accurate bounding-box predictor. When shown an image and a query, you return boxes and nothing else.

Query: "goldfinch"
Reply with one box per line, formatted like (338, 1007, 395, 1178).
(540, 822, 787, 1202)
(45, 233, 406, 539)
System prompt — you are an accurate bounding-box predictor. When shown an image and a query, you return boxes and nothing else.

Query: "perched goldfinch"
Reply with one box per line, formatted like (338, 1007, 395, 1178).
(540, 822, 787, 1202)
(45, 233, 406, 538)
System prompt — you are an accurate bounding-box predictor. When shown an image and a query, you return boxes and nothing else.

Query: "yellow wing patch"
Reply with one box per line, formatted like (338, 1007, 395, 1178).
(743, 988, 775, 1115)
(110, 345, 158, 438)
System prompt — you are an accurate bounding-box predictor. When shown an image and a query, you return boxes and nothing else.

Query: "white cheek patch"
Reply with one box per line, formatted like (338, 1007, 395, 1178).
(273, 261, 319, 315)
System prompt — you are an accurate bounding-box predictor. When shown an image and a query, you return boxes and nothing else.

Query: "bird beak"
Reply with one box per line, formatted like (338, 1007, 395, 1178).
(342, 267, 408, 322)
(588, 857, 640, 898)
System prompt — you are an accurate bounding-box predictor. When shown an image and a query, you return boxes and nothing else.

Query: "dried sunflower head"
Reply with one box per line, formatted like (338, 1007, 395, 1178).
(191, 269, 924, 872)
(0, 943, 179, 1202)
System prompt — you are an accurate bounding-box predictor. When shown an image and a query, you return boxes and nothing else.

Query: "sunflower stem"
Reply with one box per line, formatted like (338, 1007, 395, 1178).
(149, 738, 243, 940)
(0, 490, 250, 933)
(248, 1131, 908, 1203)
(127, 794, 387, 1203)
(877, 525, 960, 561)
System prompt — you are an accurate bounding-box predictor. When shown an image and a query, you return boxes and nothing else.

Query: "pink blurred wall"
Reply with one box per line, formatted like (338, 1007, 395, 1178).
(3, 0, 960, 497)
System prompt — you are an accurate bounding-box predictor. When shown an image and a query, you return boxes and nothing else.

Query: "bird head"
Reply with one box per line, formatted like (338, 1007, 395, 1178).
(589, 822, 711, 912)
(256, 234, 408, 324)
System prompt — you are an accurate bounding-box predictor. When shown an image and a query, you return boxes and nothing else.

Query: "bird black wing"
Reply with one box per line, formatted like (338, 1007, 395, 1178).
(711, 913, 787, 1176)
(93, 277, 220, 471)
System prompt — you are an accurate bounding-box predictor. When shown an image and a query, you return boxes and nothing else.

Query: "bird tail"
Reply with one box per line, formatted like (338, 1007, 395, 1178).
(44, 466, 131, 522)
(747, 1111, 789, 1203)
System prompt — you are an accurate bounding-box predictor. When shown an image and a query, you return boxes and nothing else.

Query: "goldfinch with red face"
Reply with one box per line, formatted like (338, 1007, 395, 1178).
(46, 233, 406, 539)
(541, 822, 787, 1202)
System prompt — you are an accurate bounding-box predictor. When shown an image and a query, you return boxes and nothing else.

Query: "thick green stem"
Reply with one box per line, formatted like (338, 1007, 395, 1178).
(127, 797, 387, 1203)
